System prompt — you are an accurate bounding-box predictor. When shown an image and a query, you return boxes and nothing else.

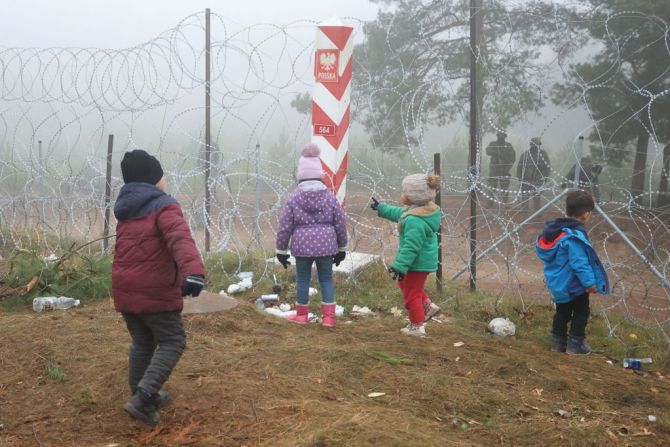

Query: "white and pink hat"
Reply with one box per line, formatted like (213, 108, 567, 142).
(297, 143, 324, 180)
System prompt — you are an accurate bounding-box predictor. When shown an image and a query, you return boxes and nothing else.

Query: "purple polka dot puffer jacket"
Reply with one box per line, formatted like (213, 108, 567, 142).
(276, 185, 348, 258)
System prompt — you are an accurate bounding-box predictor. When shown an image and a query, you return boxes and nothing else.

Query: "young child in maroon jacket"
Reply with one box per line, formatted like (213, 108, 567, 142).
(113, 150, 205, 426)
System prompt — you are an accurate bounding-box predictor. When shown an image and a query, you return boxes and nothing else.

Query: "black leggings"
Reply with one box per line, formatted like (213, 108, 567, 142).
(552, 293, 590, 337)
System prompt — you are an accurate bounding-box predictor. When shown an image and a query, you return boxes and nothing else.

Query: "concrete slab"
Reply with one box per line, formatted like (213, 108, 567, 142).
(333, 252, 381, 274)
(266, 251, 381, 275)
(182, 291, 238, 315)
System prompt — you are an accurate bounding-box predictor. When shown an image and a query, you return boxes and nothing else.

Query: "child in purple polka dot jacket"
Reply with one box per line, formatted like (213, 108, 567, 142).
(275, 143, 348, 327)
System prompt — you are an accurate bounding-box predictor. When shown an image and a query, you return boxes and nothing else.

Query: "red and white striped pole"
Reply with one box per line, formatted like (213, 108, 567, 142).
(311, 17, 353, 204)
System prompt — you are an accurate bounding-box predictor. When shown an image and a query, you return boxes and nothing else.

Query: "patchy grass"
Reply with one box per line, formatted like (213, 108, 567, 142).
(1, 261, 669, 446)
(215, 260, 670, 370)
(1, 259, 669, 445)
(46, 361, 66, 383)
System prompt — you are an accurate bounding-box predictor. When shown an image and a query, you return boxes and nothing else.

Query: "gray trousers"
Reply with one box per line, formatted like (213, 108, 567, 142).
(122, 312, 186, 395)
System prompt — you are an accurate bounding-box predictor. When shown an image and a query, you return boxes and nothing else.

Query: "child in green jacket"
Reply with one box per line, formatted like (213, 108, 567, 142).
(371, 174, 442, 337)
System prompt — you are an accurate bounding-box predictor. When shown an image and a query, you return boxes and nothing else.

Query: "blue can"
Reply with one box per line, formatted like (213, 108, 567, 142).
(623, 358, 642, 370)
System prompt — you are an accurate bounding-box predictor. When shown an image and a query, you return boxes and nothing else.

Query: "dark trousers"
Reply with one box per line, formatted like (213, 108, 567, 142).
(122, 312, 186, 395)
(552, 293, 590, 338)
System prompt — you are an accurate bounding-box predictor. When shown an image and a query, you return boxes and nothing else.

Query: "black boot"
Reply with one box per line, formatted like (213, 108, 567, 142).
(130, 388, 170, 409)
(123, 388, 160, 426)
(566, 335, 591, 355)
(551, 334, 567, 353)
(155, 390, 170, 409)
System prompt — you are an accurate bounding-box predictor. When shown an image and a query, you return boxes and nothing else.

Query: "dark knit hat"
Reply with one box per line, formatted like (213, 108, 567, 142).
(120, 150, 164, 184)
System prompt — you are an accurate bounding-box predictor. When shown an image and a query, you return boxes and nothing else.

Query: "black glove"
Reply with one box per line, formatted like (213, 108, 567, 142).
(591, 164, 603, 175)
(388, 267, 405, 281)
(370, 197, 380, 211)
(277, 253, 291, 269)
(333, 251, 346, 266)
(182, 275, 205, 297)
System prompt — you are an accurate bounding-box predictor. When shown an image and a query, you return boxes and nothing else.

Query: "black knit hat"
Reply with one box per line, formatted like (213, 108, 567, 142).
(120, 150, 164, 184)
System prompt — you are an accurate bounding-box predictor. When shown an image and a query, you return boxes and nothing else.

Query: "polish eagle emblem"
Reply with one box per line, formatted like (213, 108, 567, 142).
(319, 52, 337, 71)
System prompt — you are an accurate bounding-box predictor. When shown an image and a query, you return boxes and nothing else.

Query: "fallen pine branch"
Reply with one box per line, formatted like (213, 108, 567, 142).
(55, 234, 116, 268)
(0, 275, 38, 300)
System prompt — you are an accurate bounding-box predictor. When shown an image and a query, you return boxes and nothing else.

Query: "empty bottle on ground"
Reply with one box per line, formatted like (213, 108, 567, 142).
(622, 357, 652, 370)
(33, 296, 81, 312)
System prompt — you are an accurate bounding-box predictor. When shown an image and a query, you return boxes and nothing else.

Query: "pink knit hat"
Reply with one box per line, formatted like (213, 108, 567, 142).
(297, 143, 324, 180)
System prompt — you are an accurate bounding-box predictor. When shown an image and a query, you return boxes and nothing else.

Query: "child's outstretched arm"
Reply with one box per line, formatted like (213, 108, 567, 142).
(156, 203, 205, 279)
(391, 219, 424, 273)
(567, 240, 596, 292)
(376, 202, 405, 223)
(276, 202, 295, 255)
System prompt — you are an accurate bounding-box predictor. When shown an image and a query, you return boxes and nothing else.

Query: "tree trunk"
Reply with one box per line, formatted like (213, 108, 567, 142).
(658, 141, 670, 207)
(631, 130, 649, 203)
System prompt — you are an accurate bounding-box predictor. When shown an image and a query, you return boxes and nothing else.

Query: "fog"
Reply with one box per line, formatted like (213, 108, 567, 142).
(0, 0, 380, 48)
(0, 0, 664, 189)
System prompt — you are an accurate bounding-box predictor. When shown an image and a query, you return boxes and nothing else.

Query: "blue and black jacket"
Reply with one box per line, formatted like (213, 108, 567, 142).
(535, 218, 609, 304)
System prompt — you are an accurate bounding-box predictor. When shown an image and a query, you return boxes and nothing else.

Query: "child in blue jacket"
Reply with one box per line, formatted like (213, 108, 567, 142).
(536, 191, 609, 355)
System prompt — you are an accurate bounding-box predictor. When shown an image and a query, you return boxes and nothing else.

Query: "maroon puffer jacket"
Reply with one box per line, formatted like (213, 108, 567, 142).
(112, 182, 205, 314)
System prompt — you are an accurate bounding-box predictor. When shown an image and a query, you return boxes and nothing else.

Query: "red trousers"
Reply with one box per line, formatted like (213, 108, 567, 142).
(398, 272, 429, 324)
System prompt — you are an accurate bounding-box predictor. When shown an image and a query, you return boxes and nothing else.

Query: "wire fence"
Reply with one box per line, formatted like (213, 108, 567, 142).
(1, 5, 670, 336)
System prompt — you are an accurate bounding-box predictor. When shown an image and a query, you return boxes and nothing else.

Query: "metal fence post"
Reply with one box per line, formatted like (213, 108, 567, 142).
(434, 153, 443, 291)
(103, 134, 114, 251)
(204, 7, 212, 251)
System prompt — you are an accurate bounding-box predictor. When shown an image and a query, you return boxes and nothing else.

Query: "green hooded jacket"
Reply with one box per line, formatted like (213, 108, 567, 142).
(377, 202, 442, 274)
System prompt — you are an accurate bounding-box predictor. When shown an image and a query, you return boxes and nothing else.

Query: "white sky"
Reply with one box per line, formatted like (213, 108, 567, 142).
(0, 0, 381, 48)
(0, 0, 598, 170)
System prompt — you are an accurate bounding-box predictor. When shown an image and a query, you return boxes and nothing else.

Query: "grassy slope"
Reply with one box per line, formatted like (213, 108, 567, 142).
(1, 262, 669, 446)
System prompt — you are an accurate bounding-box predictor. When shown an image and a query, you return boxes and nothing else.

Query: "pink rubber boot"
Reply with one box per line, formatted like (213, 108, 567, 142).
(321, 303, 336, 328)
(288, 304, 309, 325)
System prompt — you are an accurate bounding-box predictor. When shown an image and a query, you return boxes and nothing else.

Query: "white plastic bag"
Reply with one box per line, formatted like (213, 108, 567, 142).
(226, 272, 254, 294)
(488, 318, 516, 336)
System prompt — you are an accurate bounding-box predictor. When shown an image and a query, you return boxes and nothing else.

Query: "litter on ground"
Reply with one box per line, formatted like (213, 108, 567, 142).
(390, 306, 404, 317)
(227, 272, 253, 294)
(488, 317, 516, 336)
(555, 409, 572, 418)
(352, 305, 373, 315)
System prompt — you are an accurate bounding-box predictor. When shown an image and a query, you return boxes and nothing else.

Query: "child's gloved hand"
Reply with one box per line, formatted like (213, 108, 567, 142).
(388, 267, 405, 281)
(276, 254, 291, 269)
(182, 275, 205, 297)
(370, 197, 380, 211)
(333, 251, 346, 266)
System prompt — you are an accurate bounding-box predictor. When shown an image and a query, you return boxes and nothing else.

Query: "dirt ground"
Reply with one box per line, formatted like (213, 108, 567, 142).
(2, 299, 670, 447)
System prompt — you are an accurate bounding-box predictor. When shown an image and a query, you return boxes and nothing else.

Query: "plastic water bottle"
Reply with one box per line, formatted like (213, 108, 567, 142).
(261, 294, 279, 302)
(622, 357, 652, 370)
(33, 297, 81, 312)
